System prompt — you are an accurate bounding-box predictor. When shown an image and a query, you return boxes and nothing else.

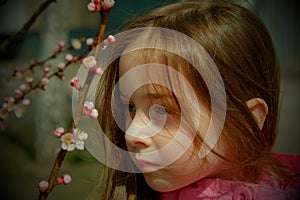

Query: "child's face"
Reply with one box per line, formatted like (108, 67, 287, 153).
(117, 52, 226, 192)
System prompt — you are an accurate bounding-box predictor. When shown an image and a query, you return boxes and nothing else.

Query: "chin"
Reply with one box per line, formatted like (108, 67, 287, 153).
(145, 177, 184, 192)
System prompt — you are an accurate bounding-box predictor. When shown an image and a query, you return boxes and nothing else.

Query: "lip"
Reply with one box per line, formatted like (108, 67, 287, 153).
(134, 159, 161, 172)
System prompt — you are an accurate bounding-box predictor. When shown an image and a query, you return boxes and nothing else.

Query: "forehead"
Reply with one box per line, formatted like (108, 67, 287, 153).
(119, 49, 167, 77)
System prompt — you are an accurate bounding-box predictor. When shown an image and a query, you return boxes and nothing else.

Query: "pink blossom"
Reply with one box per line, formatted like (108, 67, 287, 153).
(19, 84, 27, 93)
(14, 105, 26, 118)
(71, 39, 82, 50)
(54, 127, 65, 138)
(96, 67, 104, 76)
(26, 77, 34, 84)
(57, 174, 72, 185)
(6, 97, 15, 112)
(58, 41, 66, 48)
(82, 56, 98, 70)
(14, 89, 22, 98)
(87, 2, 101, 12)
(83, 101, 99, 119)
(43, 67, 50, 76)
(65, 54, 74, 62)
(84, 101, 94, 110)
(70, 77, 81, 90)
(7, 97, 15, 104)
(15, 71, 23, 80)
(41, 77, 50, 86)
(58, 62, 65, 70)
(61, 133, 76, 151)
(102, 0, 115, 10)
(75, 140, 85, 150)
(38, 180, 49, 193)
(0, 107, 8, 119)
(86, 38, 94, 46)
(102, 35, 116, 49)
(22, 99, 30, 106)
(90, 109, 99, 119)
(24, 70, 33, 84)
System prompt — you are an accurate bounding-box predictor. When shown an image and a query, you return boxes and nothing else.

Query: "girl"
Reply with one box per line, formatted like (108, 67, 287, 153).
(94, 0, 300, 199)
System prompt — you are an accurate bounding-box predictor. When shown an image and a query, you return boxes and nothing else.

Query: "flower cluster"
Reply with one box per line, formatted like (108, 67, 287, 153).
(70, 55, 104, 90)
(87, 0, 115, 12)
(83, 101, 99, 119)
(0, 38, 95, 128)
(102, 34, 116, 50)
(0, 88, 30, 121)
(38, 174, 72, 193)
(54, 127, 88, 151)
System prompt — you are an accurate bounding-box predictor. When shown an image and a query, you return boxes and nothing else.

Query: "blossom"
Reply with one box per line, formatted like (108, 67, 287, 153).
(86, 38, 94, 46)
(70, 76, 81, 90)
(58, 41, 66, 48)
(75, 140, 85, 150)
(84, 101, 94, 110)
(82, 56, 97, 70)
(102, 0, 115, 10)
(90, 109, 99, 119)
(14, 104, 26, 118)
(87, 1, 101, 12)
(65, 54, 74, 62)
(71, 39, 82, 50)
(57, 174, 72, 185)
(19, 84, 27, 93)
(83, 101, 99, 119)
(96, 67, 104, 76)
(24, 70, 33, 84)
(54, 127, 65, 138)
(60, 128, 88, 151)
(102, 35, 116, 50)
(6, 97, 15, 112)
(61, 132, 76, 151)
(41, 77, 50, 86)
(43, 66, 50, 76)
(38, 180, 49, 193)
(0, 107, 8, 119)
(14, 89, 22, 98)
(22, 99, 30, 106)
(74, 128, 88, 141)
(58, 62, 65, 70)
(15, 71, 23, 80)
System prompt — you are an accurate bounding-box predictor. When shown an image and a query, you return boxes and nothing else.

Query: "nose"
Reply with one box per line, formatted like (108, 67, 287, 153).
(125, 110, 153, 149)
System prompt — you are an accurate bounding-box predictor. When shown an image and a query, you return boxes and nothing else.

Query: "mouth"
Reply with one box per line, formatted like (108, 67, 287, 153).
(134, 159, 161, 172)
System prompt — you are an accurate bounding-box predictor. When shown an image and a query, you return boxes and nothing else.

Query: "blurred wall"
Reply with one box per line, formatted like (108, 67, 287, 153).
(0, 0, 299, 161)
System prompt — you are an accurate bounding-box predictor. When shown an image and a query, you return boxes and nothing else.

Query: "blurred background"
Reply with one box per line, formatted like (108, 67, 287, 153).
(0, 0, 299, 199)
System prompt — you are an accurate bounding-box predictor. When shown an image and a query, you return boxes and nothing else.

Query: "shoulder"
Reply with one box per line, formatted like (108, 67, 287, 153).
(161, 152, 300, 200)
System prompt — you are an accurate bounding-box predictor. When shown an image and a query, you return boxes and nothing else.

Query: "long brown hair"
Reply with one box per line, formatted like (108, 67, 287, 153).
(95, 0, 285, 199)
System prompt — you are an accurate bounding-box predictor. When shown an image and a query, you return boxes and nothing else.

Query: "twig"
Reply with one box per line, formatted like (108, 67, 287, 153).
(0, 0, 57, 53)
(38, 149, 67, 200)
(37, 9, 112, 200)
(73, 10, 111, 127)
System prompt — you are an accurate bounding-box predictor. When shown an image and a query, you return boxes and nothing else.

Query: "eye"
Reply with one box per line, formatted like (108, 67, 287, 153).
(128, 103, 136, 112)
(154, 104, 170, 115)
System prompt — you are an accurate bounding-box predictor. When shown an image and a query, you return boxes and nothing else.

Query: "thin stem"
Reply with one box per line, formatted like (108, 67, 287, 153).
(37, 9, 112, 200)
(73, 10, 111, 127)
(38, 149, 67, 200)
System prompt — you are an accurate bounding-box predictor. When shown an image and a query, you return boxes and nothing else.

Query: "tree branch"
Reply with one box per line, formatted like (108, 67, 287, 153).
(0, 0, 56, 54)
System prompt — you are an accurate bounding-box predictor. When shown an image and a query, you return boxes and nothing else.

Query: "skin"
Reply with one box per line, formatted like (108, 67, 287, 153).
(117, 51, 268, 192)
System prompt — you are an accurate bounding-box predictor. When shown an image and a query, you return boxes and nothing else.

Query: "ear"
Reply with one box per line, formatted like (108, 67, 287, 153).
(246, 98, 268, 130)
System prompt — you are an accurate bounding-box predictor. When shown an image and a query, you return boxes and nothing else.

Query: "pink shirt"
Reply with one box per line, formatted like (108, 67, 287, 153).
(161, 153, 300, 200)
